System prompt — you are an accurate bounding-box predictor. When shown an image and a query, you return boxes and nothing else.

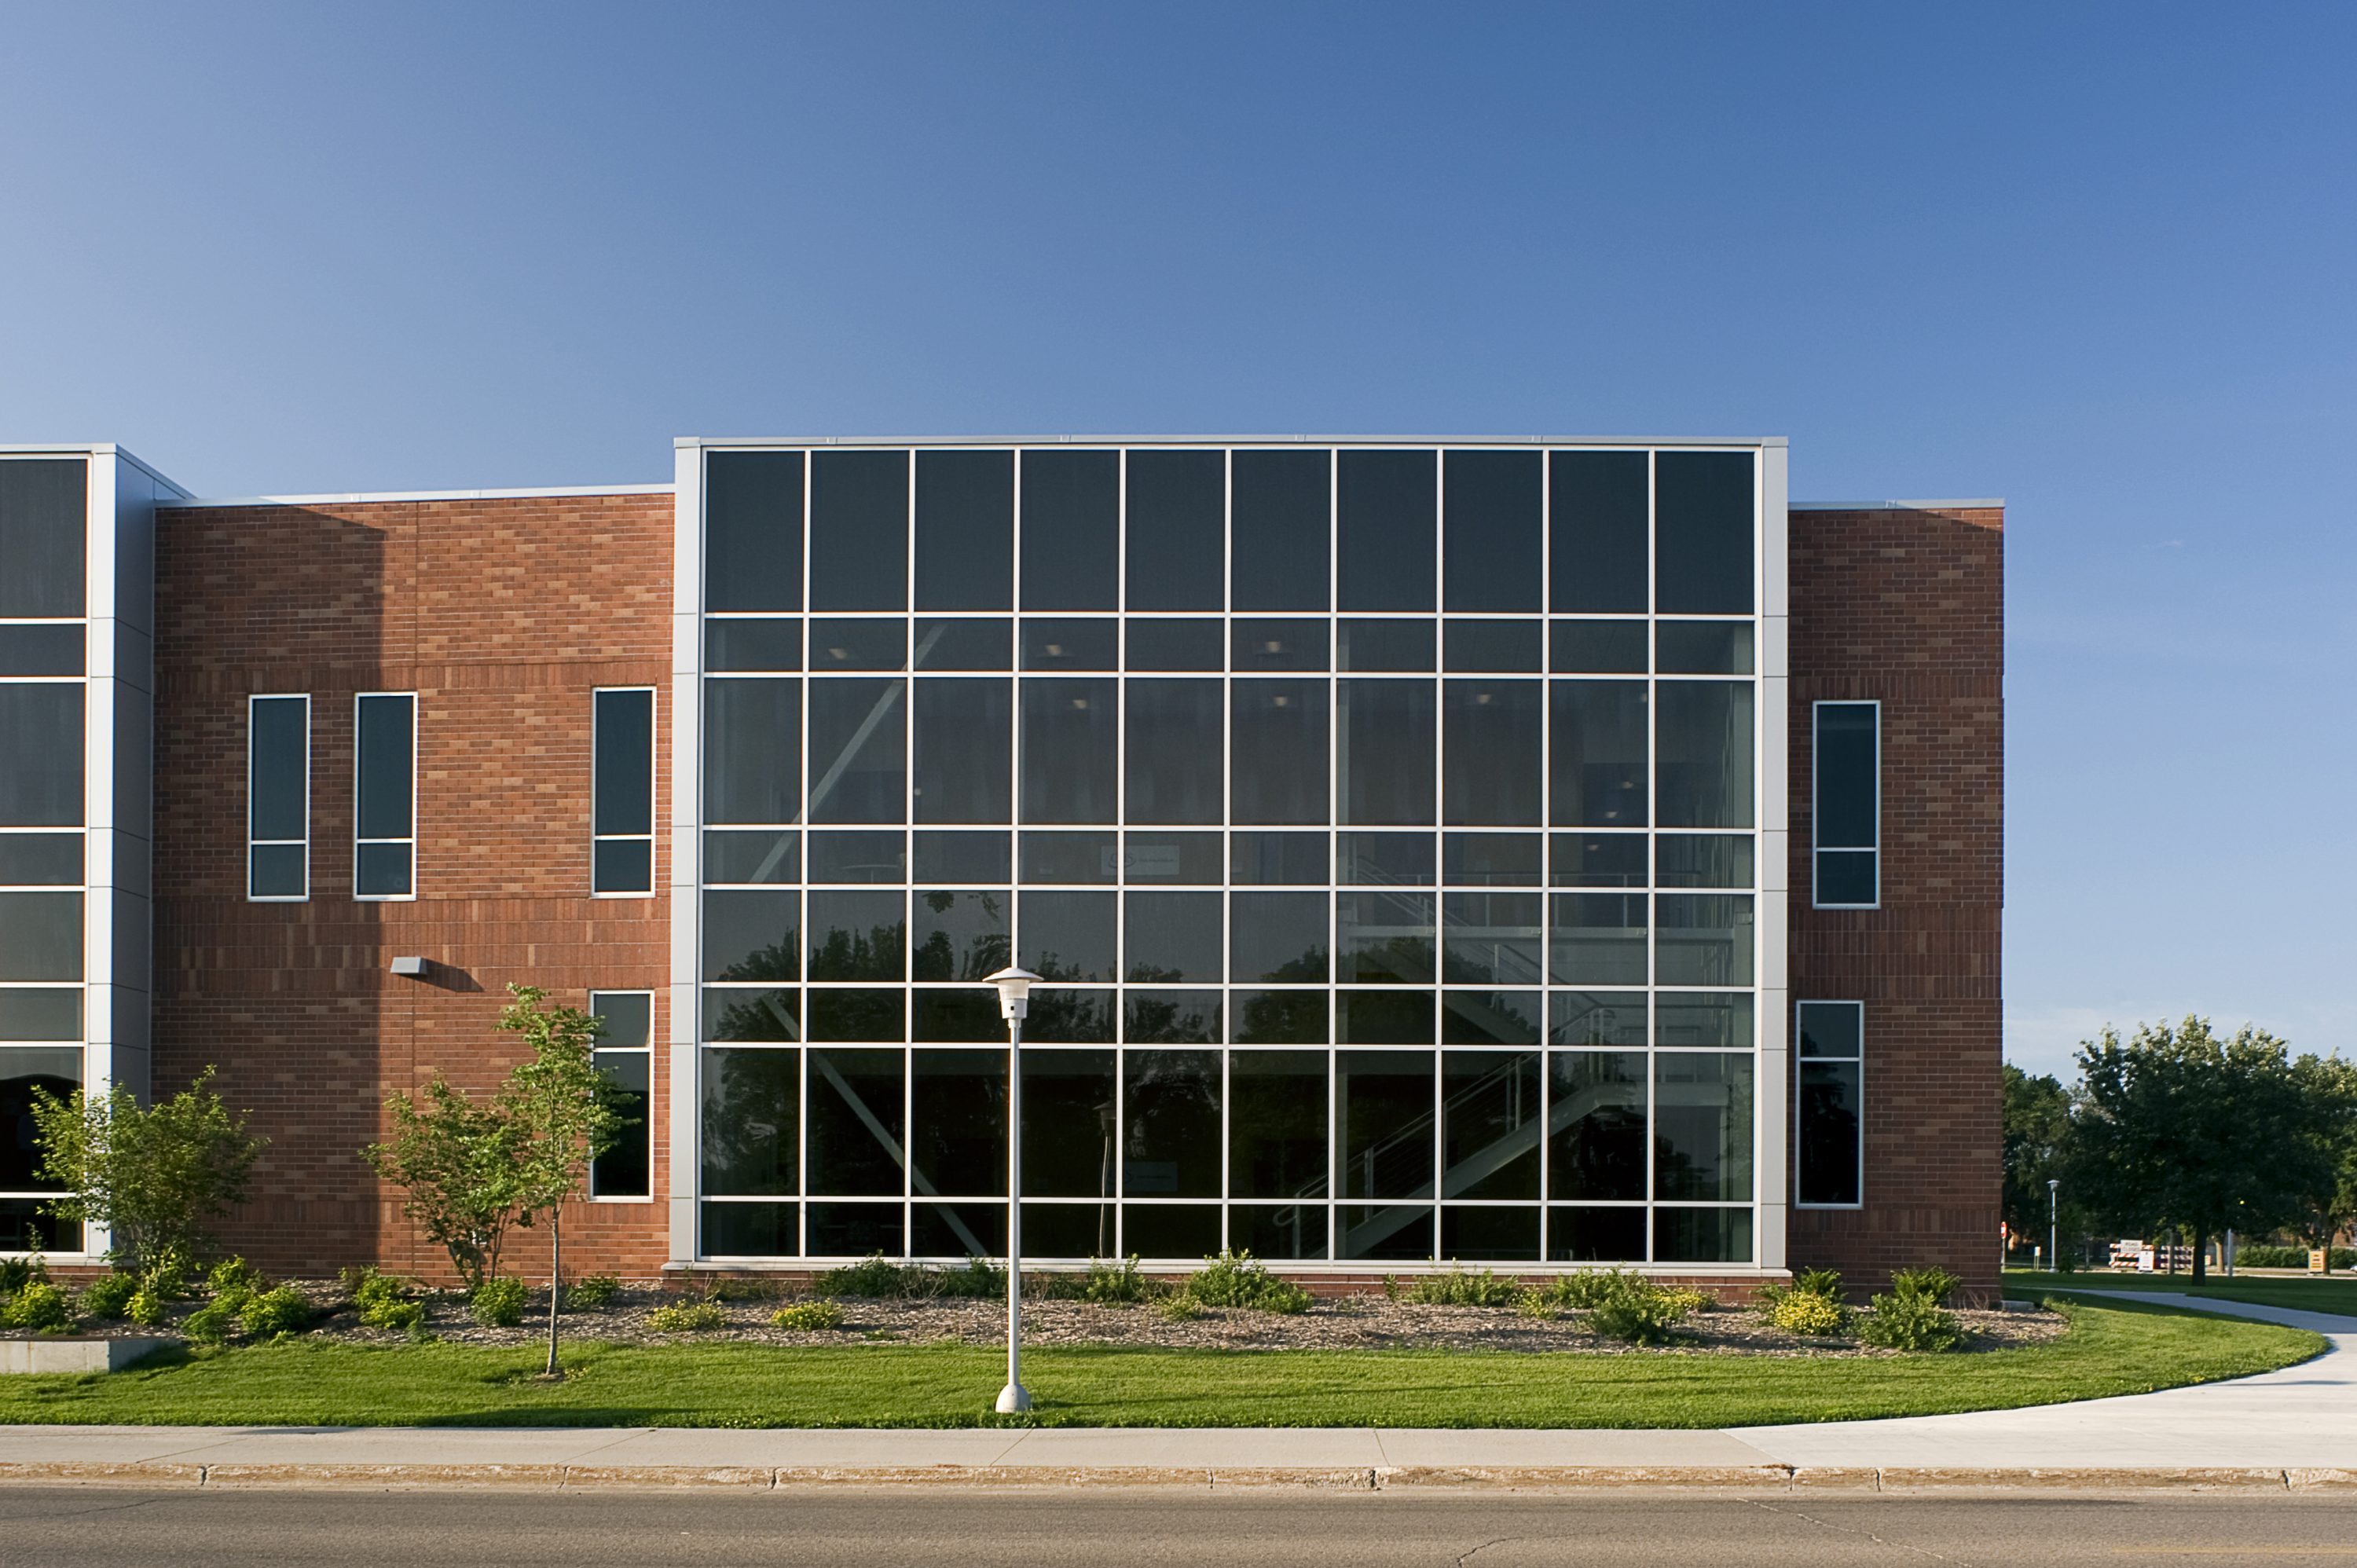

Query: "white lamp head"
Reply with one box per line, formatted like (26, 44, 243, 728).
(984, 965, 1043, 1023)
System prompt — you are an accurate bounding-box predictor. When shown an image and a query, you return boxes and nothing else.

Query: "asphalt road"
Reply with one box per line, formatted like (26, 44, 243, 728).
(3, 1488, 2356, 1566)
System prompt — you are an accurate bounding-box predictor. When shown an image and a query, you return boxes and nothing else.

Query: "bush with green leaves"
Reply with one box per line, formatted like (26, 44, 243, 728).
(1771, 1291, 1850, 1336)
(208, 1257, 263, 1296)
(125, 1287, 174, 1328)
(566, 1273, 621, 1310)
(27, 1068, 264, 1276)
(1516, 1269, 1626, 1318)
(648, 1299, 728, 1332)
(471, 1276, 529, 1328)
(1582, 1272, 1707, 1345)
(1397, 1266, 1520, 1307)
(1082, 1255, 1155, 1306)
(240, 1284, 310, 1338)
(343, 1267, 424, 1332)
(1182, 1251, 1314, 1313)
(0, 1280, 74, 1332)
(79, 1271, 139, 1321)
(816, 1253, 926, 1299)
(181, 1299, 236, 1344)
(0, 1253, 44, 1297)
(770, 1300, 845, 1331)
(1858, 1268, 1965, 1352)
(1155, 1293, 1203, 1323)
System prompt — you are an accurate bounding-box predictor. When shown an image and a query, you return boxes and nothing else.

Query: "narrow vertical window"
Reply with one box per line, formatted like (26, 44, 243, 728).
(354, 692, 416, 899)
(1813, 702, 1879, 907)
(590, 991, 654, 1199)
(247, 695, 309, 900)
(592, 688, 656, 895)
(1795, 1001, 1864, 1207)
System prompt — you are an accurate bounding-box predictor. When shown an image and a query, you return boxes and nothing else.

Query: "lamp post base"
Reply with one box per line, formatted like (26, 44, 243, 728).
(995, 1383, 1032, 1414)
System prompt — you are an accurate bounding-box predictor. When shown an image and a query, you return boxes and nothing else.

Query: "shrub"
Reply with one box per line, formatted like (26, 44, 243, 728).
(126, 1288, 174, 1328)
(1, 1281, 74, 1332)
(79, 1272, 139, 1321)
(1858, 1269, 1964, 1352)
(208, 1257, 264, 1296)
(648, 1299, 728, 1332)
(139, 1245, 195, 1302)
(566, 1273, 621, 1310)
(816, 1253, 922, 1299)
(1400, 1266, 1519, 1307)
(0, 1252, 44, 1297)
(1792, 1266, 1845, 1299)
(937, 1256, 1006, 1299)
(181, 1299, 236, 1344)
(1582, 1272, 1706, 1345)
(1182, 1251, 1313, 1313)
(770, 1300, 845, 1331)
(1083, 1255, 1154, 1306)
(240, 1284, 311, 1337)
(2227, 1244, 2357, 1270)
(1154, 1293, 1203, 1323)
(347, 1269, 423, 1331)
(1891, 1267, 1959, 1307)
(1771, 1291, 1850, 1336)
(1519, 1270, 1626, 1315)
(471, 1277, 529, 1328)
(27, 1068, 265, 1276)
(1756, 1266, 1845, 1327)
(1516, 1289, 1560, 1320)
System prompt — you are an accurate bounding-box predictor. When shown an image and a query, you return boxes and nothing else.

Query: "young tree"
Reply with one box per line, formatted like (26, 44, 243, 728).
(2002, 1064, 2075, 1259)
(497, 985, 625, 1378)
(2291, 1053, 2357, 1253)
(2069, 1017, 2333, 1280)
(31, 1067, 266, 1273)
(363, 1073, 530, 1291)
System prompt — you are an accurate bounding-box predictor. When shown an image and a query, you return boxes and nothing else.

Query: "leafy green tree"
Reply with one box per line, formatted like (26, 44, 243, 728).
(2002, 1064, 2076, 1260)
(497, 985, 626, 1377)
(31, 1067, 266, 1273)
(2069, 1017, 2333, 1281)
(2290, 1053, 2357, 1253)
(363, 1072, 530, 1291)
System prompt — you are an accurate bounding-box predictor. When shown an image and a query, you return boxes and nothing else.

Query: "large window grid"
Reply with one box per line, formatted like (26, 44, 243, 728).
(698, 445, 1762, 1265)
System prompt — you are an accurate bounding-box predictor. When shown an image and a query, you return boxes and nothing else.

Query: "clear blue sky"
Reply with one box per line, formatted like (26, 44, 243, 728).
(5, 2, 2350, 1079)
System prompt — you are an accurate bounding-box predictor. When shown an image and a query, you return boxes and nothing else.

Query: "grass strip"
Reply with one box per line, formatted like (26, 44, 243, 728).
(0, 1298, 2319, 1431)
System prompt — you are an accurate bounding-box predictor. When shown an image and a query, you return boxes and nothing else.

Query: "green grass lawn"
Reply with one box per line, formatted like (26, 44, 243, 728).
(0, 1298, 2321, 1430)
(2005, 1269, 2357, 1317)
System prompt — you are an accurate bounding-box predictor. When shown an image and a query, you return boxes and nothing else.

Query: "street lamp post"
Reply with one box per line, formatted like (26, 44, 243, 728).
(2047, 1177, 2060, 1273)
(986, 966, 1042, 1415)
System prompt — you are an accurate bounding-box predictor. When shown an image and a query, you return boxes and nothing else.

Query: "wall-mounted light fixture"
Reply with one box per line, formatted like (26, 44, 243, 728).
(389, 956, 427, 977)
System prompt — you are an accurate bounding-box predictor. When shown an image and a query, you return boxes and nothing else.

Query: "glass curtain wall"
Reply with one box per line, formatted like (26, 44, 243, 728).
(698, 444, 1761, 1266)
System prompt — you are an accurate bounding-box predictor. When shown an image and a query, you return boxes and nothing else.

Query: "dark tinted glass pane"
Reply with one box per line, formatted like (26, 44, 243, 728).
(1229, 1050, 1326, 1198)
(0, 624, 82, 676)
(1337, 449, 1435, 611)
(1025, 988, 1116, 1044)
(1230, 891, 1329, 983)
(1124, 1203, 1222, 1258)
(1336, 831, 1434, 886)
(809, 449, 908, 611)
(1657, 681, 1754, 829)
(592, 839, 651, 894)
(1125, 449, 1225, 610)
(591, 1052, 651, 1197)
(1338, 680, 1435, 826)
(1655, 991, 1753, 1050)
(1230, 831, 1326, 885)
(1018, 889, 1116, 980)
(1018, 830, 1116, 884)
(700, 1046, 798, 1196)
(588, 992, 651, 1048)
(1442, 1206, 1539, 1262)
(1443, 449, 1542, 612)
(0, 833, 79, 885)
(1023, 1201, 1112, 1257)
(707, 618, 802, 672)
(1441, 990, 1541, 1045)
(1549, 991, 1647, 1046)
(1655, 450, 1754, 614)
(1654, 1053, 1754, 1200)
(1124, 619, 1222, 671)
(1550, 1205, 1645, 1262)
(1442, 1050, 1538, 1197)
(913, 989, 1001, 1042)
(810, 619, 907, 671)
(1655, 1207, 1752, 1264)
(1336, 989, 1433, 1045)
(914, 617, 1011, 670)
(704, 452, 804, 613)
(1337, 1050, 1433, 1198)
(1124, 680, 1221, 826)
(1020, 449, 1119, 610)
(593, 689, 653, 836)
(1230, 449, 1330, 611)
(808, 1202, 902, 1256)
(0, 1049, 81, 1186)
(1120, 831, 1222, 883)
(913, 831, 1010, 884)
(0, 990, 79, 1042)
(1020, 1049, 1116, 1196)
(702, 987, 801, 1042)
(1125, 891, 1221, 982)
(807, 678, 907, 823)
(1123, 990, 1221, 1045)
(911, 888, 1010, 982)
(702, 889, 800, 983)
(1336, 618, 1435, 672)
(1798, 1061, 1863, 1205)
(1442, 833, 1541, 886)
(1232, 617, 1328, 671)
(1547, 893, 1647, 986)
(911, 678, 1010, 823)
(1658, 834, 1753, 888)
(1020, 678, 1115, 824)
(1230, 680, 1327, 824)
(1233, 1203, 1325, 1258)
(1656, 894, 1753, 987)
(1549, 681, 1647, 827)
(1549, 450, 1647, 613)
(1337, 890, 1433, 984)
(1798, 1002, 1863, 1059)
(808, 987, 904, 1042)
(1549, 831, 1646, 888)
(1658, 621, 1754, 675)
(354, 695, 412, 839)
(1550, 620, 1648, 673)
(1230, 989, 1328, 1045)
(354, 842, 411, 898)
(1443, 621, 1541, 673)
(702, 1201, 796, 1255)
(1816, 850, 1878, 907)
(703, 679, 800, 826)
(248, 697, 307, 843)
(807, 890, 905, 981)
(0, 459, 86, 617)
(808, 830, 904, 883)
(1021, 617, 1117, 671)
(911, 1050, 1007, 1196)
(1548, 1050, 1645, 1200)
(1439, 892, 1541, 987)
(1442, 678, 1540, 827)
(914, 1200, 1006, 1255)
(1816, 702, 1878, 849)
(915, 449, 1013, 610)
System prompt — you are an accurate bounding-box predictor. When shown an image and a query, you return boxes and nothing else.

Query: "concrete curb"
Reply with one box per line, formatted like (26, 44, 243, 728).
(4, 1460, 2353, 1493)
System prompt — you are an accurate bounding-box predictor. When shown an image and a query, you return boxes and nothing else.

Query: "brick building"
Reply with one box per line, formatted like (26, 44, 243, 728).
(0, 438, 2002, 1297)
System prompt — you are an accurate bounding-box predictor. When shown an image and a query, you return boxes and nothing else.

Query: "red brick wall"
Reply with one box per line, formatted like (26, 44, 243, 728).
(151, 493, 674, 1282)
(1786, 505, 2004, 1301)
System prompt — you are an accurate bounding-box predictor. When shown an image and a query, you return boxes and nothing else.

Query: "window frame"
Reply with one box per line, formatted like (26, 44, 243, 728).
(589, 989, 656, 1202)
(1810, 699, 1880, 910)
(246, 694, 310, 903)
(352, 691, 417, 902)
(1793, 998, 1865, 1211)
(591, 686, 658, 898)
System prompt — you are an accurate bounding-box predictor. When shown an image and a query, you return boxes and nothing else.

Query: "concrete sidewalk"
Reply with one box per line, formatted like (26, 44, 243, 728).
(0, 1291, 2347, 1493)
